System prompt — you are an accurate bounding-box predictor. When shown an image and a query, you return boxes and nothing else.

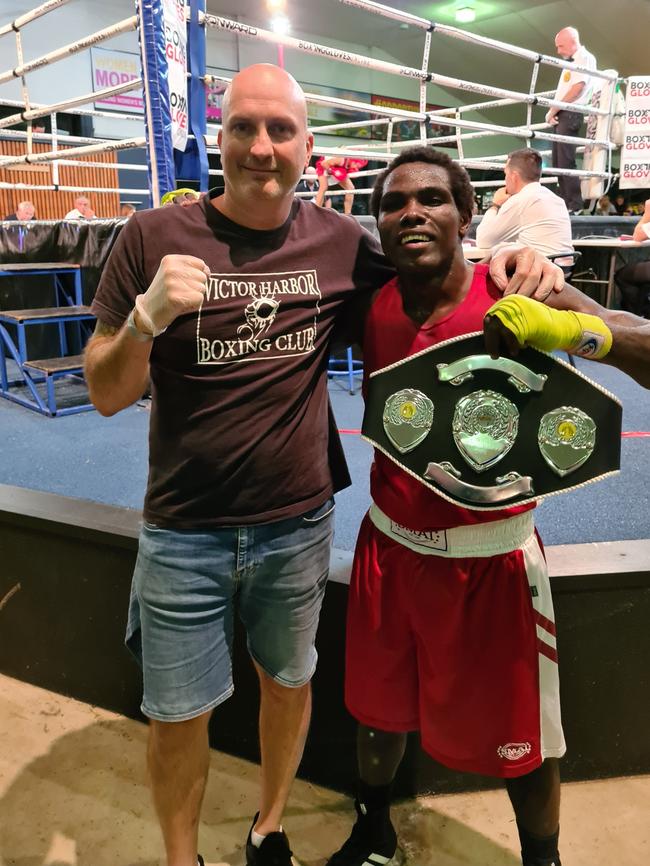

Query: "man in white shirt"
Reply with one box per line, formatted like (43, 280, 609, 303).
(476, 148, 573, 261)
(545, 27, 597, 212)
(64, 193, 95, 220)
(615, 198, 650, 317)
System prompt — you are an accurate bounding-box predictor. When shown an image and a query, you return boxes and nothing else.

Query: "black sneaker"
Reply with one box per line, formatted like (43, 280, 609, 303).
(246, 814, 294, 866)
(326, 799, 397, 866)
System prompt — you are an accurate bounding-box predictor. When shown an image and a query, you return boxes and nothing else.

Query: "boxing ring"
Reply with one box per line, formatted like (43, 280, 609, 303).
(0, 0, 622, 212)
(0, 0, 649, 825)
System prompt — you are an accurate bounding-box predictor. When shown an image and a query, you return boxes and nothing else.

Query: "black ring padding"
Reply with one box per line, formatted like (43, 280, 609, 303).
(427, 23, 435, 32)
(535, 54, 543, 63)
(531, 97, 539, 105)
(11, 21, 19, 32)
(425, 72, 433, 82)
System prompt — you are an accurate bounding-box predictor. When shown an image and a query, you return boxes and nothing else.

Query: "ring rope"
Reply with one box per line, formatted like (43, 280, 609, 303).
(0, 80, 143, 130)
(338, 0, 617, 83)
(0, 0, 72, 38)
(0, 17, 138, 86)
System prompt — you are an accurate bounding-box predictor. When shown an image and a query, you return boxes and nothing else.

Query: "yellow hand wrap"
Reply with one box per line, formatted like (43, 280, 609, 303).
(160, 188, 200, 206)
(485, 295, 612, 360)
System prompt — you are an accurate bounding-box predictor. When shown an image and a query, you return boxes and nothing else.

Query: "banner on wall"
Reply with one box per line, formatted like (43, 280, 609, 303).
(619, 76, 650, 190)
(162, 0, 188, 151)
(370, 95, 449, 144)
(91, 48, 144, 114)
(305, 82, 374, 138)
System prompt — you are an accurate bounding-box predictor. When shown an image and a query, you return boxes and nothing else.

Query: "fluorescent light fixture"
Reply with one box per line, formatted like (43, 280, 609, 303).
(266, 0, 286, 10)
(455, 6, 476, 22)
(270, 14, 291, 34)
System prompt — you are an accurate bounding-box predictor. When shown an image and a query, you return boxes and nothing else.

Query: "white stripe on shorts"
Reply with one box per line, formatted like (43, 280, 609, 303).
(522, 534, 566, 761)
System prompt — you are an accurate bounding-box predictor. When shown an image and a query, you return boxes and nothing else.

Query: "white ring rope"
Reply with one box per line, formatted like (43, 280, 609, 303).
(0, 79, 143, 130)
(202, 1, 618, 203)
(0, 0, 72, 39)
(0, 1, 148, 204)
(0, 137, 147, 169)
(338, 0, 616, 83)
(0, 96, 143, 124)
(0, 0, 621, 206)
(204, 15, 610, 119)
(0, 16, 138, 85)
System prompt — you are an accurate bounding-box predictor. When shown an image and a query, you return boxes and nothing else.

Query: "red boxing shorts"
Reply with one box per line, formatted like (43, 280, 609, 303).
(345, 505, 566, 779)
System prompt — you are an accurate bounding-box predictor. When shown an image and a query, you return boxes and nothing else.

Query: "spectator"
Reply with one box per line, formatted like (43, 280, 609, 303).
(295, 165, 318, 201)
(65, 194, 95, 220)
(595, 195, 616, 215)
(615, 198, 650, 317)
(613, 194, 628, 215)
(475, 148, 573, 260)
(120, 203, 136, 218)
(4, 200, 35, 221)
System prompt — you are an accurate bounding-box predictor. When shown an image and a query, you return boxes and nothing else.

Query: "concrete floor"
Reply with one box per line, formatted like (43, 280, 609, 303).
(1, 674, 648, 866)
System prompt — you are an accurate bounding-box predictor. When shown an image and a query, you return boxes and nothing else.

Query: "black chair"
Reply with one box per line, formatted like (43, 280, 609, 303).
(547, 250, 582, 282)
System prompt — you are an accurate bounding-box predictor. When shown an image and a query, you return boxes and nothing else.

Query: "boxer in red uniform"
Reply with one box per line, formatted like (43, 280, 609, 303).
(326, 146, 619, 866)
(315, 156, 368, 214)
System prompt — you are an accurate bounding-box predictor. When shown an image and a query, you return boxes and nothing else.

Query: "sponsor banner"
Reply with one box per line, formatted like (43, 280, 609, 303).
(620, 76, 650, 189)
(91, 48, 143, 114)
(305, 82, 373, 138)
(162, 0, 188, 151)
(304, 85, 449, 142)
(370, 94, 449, 144)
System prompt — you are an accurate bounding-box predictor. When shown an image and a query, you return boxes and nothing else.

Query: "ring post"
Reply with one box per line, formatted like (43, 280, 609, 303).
(137, 0, 176, 206)
(174, 0, 208, 192)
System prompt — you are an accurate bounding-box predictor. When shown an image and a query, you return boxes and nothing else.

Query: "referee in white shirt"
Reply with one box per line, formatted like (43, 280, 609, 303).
(476, 149, 573, 262)
(545, 27, 597, 212)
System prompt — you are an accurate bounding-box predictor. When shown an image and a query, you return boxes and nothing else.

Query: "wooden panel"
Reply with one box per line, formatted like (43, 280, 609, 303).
(0, 140, 121, 220)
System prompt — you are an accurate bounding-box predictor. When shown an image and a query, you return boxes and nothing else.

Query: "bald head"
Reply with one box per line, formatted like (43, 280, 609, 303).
(555, 27, 581, 59)
(221, 64, 308, 131)
(216, 63, 314, 229)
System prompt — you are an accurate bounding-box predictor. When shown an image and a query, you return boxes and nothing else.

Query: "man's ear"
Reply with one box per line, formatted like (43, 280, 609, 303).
(305, 132, 314, 166)
(217, 129, 222, 149)
(459, 214, 472, 239)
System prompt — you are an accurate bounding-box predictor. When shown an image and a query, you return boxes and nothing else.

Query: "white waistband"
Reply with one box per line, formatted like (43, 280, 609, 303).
(368, 502, 535, 558)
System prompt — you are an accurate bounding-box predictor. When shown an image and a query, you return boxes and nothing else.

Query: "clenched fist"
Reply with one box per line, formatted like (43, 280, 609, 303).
(135, 254, 210, 336)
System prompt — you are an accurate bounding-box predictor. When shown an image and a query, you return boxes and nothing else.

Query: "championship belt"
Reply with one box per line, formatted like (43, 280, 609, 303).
(362, 333, 622, 510)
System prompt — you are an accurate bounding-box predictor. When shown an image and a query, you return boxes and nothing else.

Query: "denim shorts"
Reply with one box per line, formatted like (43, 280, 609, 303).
(126, 499, 335, 722)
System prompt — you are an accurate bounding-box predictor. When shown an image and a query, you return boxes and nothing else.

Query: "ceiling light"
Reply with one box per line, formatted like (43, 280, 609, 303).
(455, 6, 476, 23)
(266, 0, 286, 11)
(270, 14, 291, 34)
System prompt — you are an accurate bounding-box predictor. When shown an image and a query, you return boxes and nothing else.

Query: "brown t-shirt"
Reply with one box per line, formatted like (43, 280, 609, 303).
(91, 197, 392, 528)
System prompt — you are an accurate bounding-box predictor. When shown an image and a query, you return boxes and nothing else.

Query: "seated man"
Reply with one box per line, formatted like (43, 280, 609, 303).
(615, 198, 650, 318)
(476, 148, 573, 261)
(64, 193, 95, 220)
(4, 200, 35, 221)
(327, 145, 649, 866)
